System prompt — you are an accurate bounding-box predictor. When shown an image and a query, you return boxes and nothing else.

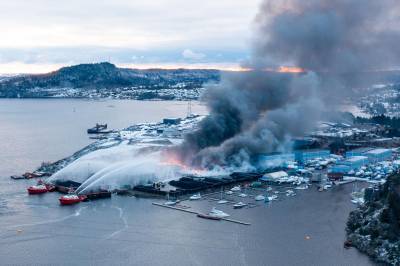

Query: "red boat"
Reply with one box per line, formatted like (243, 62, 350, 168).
(27, 185, 48, 194)
(59, 194, 86, 205)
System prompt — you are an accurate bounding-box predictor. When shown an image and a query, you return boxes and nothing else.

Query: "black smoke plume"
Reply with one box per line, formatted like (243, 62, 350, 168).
(173, 0, 400, 170)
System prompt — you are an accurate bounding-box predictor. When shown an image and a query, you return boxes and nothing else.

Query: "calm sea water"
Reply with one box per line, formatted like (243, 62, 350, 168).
(0, 99, 375, 266)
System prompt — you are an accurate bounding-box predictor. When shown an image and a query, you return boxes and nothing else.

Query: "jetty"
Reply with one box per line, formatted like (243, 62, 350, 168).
(152, 202, 251, 225)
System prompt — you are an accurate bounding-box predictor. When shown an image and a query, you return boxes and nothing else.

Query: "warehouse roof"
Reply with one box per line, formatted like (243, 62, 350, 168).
(365, 148, 391, 155)
(261, 171, 288, 181)
(346, 147, 373, 154)
(346, 156, 368, 162)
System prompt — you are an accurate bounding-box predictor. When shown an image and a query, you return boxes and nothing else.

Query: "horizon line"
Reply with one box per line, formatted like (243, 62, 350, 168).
(0, 62, 249, 75)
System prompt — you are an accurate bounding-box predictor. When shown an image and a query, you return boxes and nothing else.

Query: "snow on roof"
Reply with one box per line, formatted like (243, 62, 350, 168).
(393, 160, 400, 165)
(346, 156, 368, 162)
(262, 171, 288, 180)
(373, 138, 392, 142)
(347, 147, 373, 153)
(365, 148, 391, 155)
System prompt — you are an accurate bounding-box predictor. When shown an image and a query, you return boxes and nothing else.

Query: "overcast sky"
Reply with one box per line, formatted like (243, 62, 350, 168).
(0, 0, 262, 73)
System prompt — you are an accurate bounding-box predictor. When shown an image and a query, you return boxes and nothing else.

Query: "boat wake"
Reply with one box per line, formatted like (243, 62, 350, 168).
(104, 206, 129, 239)
(3, 206, 88, 231)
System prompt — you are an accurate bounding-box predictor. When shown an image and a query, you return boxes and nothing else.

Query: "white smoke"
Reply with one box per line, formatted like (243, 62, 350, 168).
(48, 142, 186, 193)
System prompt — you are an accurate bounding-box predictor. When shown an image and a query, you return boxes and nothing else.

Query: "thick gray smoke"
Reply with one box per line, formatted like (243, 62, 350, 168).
(173, 0, 400, 170)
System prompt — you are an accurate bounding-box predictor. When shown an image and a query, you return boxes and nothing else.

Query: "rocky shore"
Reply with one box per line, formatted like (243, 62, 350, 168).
(347, 173, 400, 265)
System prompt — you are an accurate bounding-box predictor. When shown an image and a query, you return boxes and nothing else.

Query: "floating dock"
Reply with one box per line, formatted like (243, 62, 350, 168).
(152, 202, 251, 226)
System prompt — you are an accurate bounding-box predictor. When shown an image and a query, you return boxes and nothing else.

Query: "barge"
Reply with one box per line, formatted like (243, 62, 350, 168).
(133, 172, 262, 197)
(11, 171, 51, 180)
(83, 190, 112, 200)
(54, 180, 82, 194)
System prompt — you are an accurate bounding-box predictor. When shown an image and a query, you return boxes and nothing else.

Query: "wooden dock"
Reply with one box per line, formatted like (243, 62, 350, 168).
(152, 202, 251, 226)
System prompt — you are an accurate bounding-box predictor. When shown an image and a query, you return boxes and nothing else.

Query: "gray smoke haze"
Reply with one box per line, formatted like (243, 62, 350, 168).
(172, 0, 400, 170)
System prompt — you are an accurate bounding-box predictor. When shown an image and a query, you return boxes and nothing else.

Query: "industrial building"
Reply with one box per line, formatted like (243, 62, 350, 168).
(364, 148, 392, 163)
(346, 147, 392, 163)
(329, 164, 350, 173)
(329, 156, 368, 174)
(345, 147, 373, 158)
(328, 148, 394, 180)
(343, 156, 369, 169)
(258, 149, 331, 168)
(258, 153, 295, 168)
(295, 149, 330, 163)
(327, 167, 347, 180)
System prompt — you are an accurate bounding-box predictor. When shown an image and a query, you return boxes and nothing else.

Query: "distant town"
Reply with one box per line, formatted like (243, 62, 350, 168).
(0, 62, 220, 100)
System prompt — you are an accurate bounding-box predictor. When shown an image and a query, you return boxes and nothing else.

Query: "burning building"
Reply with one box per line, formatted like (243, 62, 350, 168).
(172, 0, 400, 172)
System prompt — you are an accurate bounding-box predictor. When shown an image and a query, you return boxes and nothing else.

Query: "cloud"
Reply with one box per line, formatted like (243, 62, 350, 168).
(0, 0, 261, 71)
(182, 49, 206, 60)
(0, 1, 260, 50)
(0, 46, 249, 73)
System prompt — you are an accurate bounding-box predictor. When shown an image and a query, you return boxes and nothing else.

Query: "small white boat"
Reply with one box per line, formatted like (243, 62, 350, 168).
(238, 193, 247, 198)
(286, 190, 296, 196)
(233, 202, 247, 209)
(217, 199, 229, 204)
(164, 200, 179, 206)
(268, 195, 278, 201)
(295, 184, 309, 190)
(254, 195, 265, 201)
(225, 191, 233, 195)
(351, 198, 365, 205)
(209, 207, 230, 218)
(164, 192, 179, 206)
(189, 193, 201, 200)
(231, 186, 241, 192)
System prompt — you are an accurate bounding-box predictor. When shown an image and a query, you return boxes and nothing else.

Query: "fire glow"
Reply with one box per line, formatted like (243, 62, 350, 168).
(234, 66, 306, 73)
(162, 151, 206, 175)
(277, 66, 305, 73)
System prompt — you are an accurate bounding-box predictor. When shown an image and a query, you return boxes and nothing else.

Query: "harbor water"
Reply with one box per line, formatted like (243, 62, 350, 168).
(0, 99, 375, 266)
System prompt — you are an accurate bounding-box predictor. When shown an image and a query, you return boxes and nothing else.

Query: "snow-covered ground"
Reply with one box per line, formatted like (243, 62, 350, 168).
(47, 115, 206, 193)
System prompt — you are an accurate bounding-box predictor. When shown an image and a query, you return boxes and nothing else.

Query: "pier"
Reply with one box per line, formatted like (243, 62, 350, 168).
(152, 202, 251, 226)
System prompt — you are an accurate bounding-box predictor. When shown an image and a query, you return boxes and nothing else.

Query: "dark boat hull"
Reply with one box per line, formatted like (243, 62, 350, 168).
(197, 213, 221, 220)
(83, 191, 112, 200)
(27, 187, 48, 194)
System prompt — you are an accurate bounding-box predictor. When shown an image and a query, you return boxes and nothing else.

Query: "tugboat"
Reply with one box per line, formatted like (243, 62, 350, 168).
(59, 194, 86, 205)
(59, 189, 86, 205)
(27, 184, 48, 194)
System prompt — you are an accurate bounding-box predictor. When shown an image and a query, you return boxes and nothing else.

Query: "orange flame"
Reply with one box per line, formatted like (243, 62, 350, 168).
(277, 66, 305, 73)
(161, 151, 205, 174)
(234, 66, 306, 73)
